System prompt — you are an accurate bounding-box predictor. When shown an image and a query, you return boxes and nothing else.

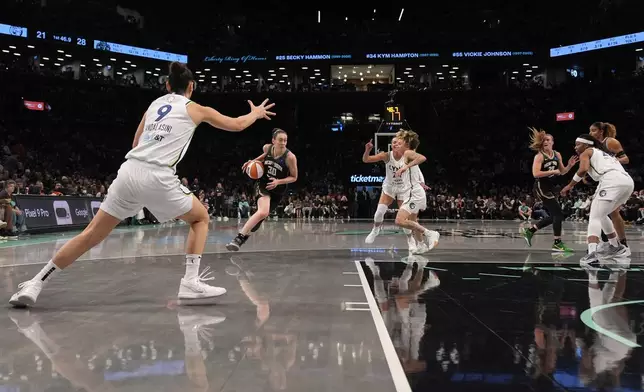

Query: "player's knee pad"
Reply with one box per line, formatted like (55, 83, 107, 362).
(403, 228, 412, 235)
(374, 204, 388, 223)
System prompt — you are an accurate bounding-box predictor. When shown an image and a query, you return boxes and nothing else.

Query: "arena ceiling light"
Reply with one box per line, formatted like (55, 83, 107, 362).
(449, 70, 455, 74)
(636, 48, 643, 52)
(110, 58, 116, 61)
(279, 79, 285, 83)
(343, 78, 347, 82)
(1, 49, 8, 53)
(96, 63, 102, 66)
(407, 74, 413, 77)
(131, 64, 136, 67)
(54, 62, 61, 66)
(121, 67, 127, 70)
(57, 57, 64, 61)
(399, 80, 405, 83)
(302, 66, 308, 69)
(267, 78, 273, 81)
(452, 66, 459, 69)
(532, 65, 538, 68)
(117, 71, 122, 75)
(211, 81, 216, 84)
(245, 74, 252, 77)
(404, 71, 410, 74)
(145, 71, 151, 74)
(57, 49, 64, 53)
(399, 8, 404, 21)
(526, 69, 532, 72)
(204, 68, 210, 71)
(338, 66, 343, 69)
(419, 64, 426, 68)
(376, 73, 380, 77)
(439, 76, 445, 80)
(314, 69, 320, 72)
(270, 73, 276, 77)
(315, 72, 321, 76)
(211, 75, 216, 78)
(279, 67, 285, 70)
(282, 74, 288, 77)
(27, 45, 34, 49)
(42, 57, 49, 60)
(436, 72, 443, 75)
(442, 64, 449, 67)
(360, 77, 364, 81)
(125, 60, 131, 64)
(268, 69, 274, 72)
(153, 73, 159, 76)
(195, 70, 201, 74)
(155, 67, 160, 71)
(93, 58, 99, 61)
(512, 71, 519, 74)
(39, 63, 44, 66)
(9, 45, 16, 49)
(230, 68, 236, 71)
(405, 67, 412, 70)
(80, 64, 86, 67)
(65, 54, 71, 57)
(235, 75, 241, 78)
(523, 63, 530, 66)
(13, 52, 20, 56)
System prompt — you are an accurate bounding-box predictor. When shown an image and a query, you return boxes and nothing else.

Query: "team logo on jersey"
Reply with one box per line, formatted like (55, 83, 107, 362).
(599, 190, 607, 197)
(409, 202, 416, 209)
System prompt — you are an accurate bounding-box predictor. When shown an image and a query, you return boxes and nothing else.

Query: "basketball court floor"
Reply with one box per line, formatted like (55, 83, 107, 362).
(0, 219, 643, 391)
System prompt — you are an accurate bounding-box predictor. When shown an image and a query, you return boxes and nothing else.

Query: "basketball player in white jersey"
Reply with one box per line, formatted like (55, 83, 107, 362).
(362, 136, 411, 244)
(9, 62, 276, 307)
(589, 121, 630, 253)
(560, 134, 632, 267)
(392, 130, 440, 254)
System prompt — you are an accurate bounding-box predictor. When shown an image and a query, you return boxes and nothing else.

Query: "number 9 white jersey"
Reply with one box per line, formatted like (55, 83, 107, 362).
(125, 93, 197, 169)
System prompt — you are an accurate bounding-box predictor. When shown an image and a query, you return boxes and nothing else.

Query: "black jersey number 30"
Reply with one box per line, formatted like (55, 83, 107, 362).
(267, 166, 277, 176)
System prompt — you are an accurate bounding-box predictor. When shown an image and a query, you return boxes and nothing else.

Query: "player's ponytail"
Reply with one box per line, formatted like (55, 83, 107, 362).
(528, 127, 551, 152)
(601, 122, 617, 139)
(167, 62, 194, 94)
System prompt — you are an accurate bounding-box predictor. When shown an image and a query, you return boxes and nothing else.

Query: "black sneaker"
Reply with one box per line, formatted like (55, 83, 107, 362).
(226, 233, 249, 252)
(0, 230, 18, 240)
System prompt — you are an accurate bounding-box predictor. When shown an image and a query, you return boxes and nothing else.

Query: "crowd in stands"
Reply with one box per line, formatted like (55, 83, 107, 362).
(2, 59, 644, 237)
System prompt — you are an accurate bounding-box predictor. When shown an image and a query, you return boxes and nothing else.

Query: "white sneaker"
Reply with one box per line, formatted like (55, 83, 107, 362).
(177, 311, 227, 331)
(178, 267, 227, 299)
(10, 280, 43, 308)
(365, 226, 381, 244)
(597, 241, 610, 253)
(424, 230, 440, 251)
(223, 217, 229, 222)
(217, 217, 222, 222)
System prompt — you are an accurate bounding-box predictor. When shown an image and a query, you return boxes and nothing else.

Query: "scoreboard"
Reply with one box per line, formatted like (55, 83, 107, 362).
(384, 104, 404, 126)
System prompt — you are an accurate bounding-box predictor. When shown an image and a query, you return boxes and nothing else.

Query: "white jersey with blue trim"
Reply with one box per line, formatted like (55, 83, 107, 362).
(410, 165, 425, 189)
(588, 147, 629, 183)
(384, 151, 411, 192)
(125, 93, 197, 169)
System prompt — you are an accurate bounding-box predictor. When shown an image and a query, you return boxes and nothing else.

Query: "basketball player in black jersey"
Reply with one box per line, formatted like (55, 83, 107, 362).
(589, 122, 630, 252)
(226, 129, 298, 251)
(522, 128, 578, 252)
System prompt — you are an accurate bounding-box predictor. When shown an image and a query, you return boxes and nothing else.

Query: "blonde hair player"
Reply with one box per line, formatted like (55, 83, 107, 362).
(362, 134, 413, 244)
(589, 121, 630, 255)
(9, 62, 276, 307)
(560, 134, 632, 268)
(393, 129, 440, 254)
(521, 128, 578, 252)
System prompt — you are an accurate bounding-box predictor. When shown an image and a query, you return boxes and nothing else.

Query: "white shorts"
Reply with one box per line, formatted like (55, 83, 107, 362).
(382, 183, 408, 201)
(592, 175, 634, 214)
(100, 159, 194, 223)
(400, 189, 427, 215)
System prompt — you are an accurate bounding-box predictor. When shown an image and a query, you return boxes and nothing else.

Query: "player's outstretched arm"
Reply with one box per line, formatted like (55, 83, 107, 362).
(188, 99, 275, 132)
(362, 139, 388, 163)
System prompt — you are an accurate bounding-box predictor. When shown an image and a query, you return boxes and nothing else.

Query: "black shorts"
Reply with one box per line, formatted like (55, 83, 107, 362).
(534, 180, 556, 201)
(255, 182, 284, 212)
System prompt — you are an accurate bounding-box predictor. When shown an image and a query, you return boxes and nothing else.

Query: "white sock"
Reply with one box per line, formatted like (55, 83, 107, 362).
(34, 260, 59, 284)
(184, 254, 201, 280)
(608, 237, 619, 247)
(588, 242, 598, 254)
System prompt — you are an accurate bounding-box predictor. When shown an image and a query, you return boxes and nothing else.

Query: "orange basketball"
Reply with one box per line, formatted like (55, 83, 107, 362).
(246, 160, 264, 179)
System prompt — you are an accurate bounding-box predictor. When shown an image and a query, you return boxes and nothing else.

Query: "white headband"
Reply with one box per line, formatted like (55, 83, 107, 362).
(576, 138, 594, 145)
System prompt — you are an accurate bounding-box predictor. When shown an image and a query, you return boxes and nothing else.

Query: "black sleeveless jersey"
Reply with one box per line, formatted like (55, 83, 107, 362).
(535, 151, 559, 196)
(260, 146, 290, 194)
